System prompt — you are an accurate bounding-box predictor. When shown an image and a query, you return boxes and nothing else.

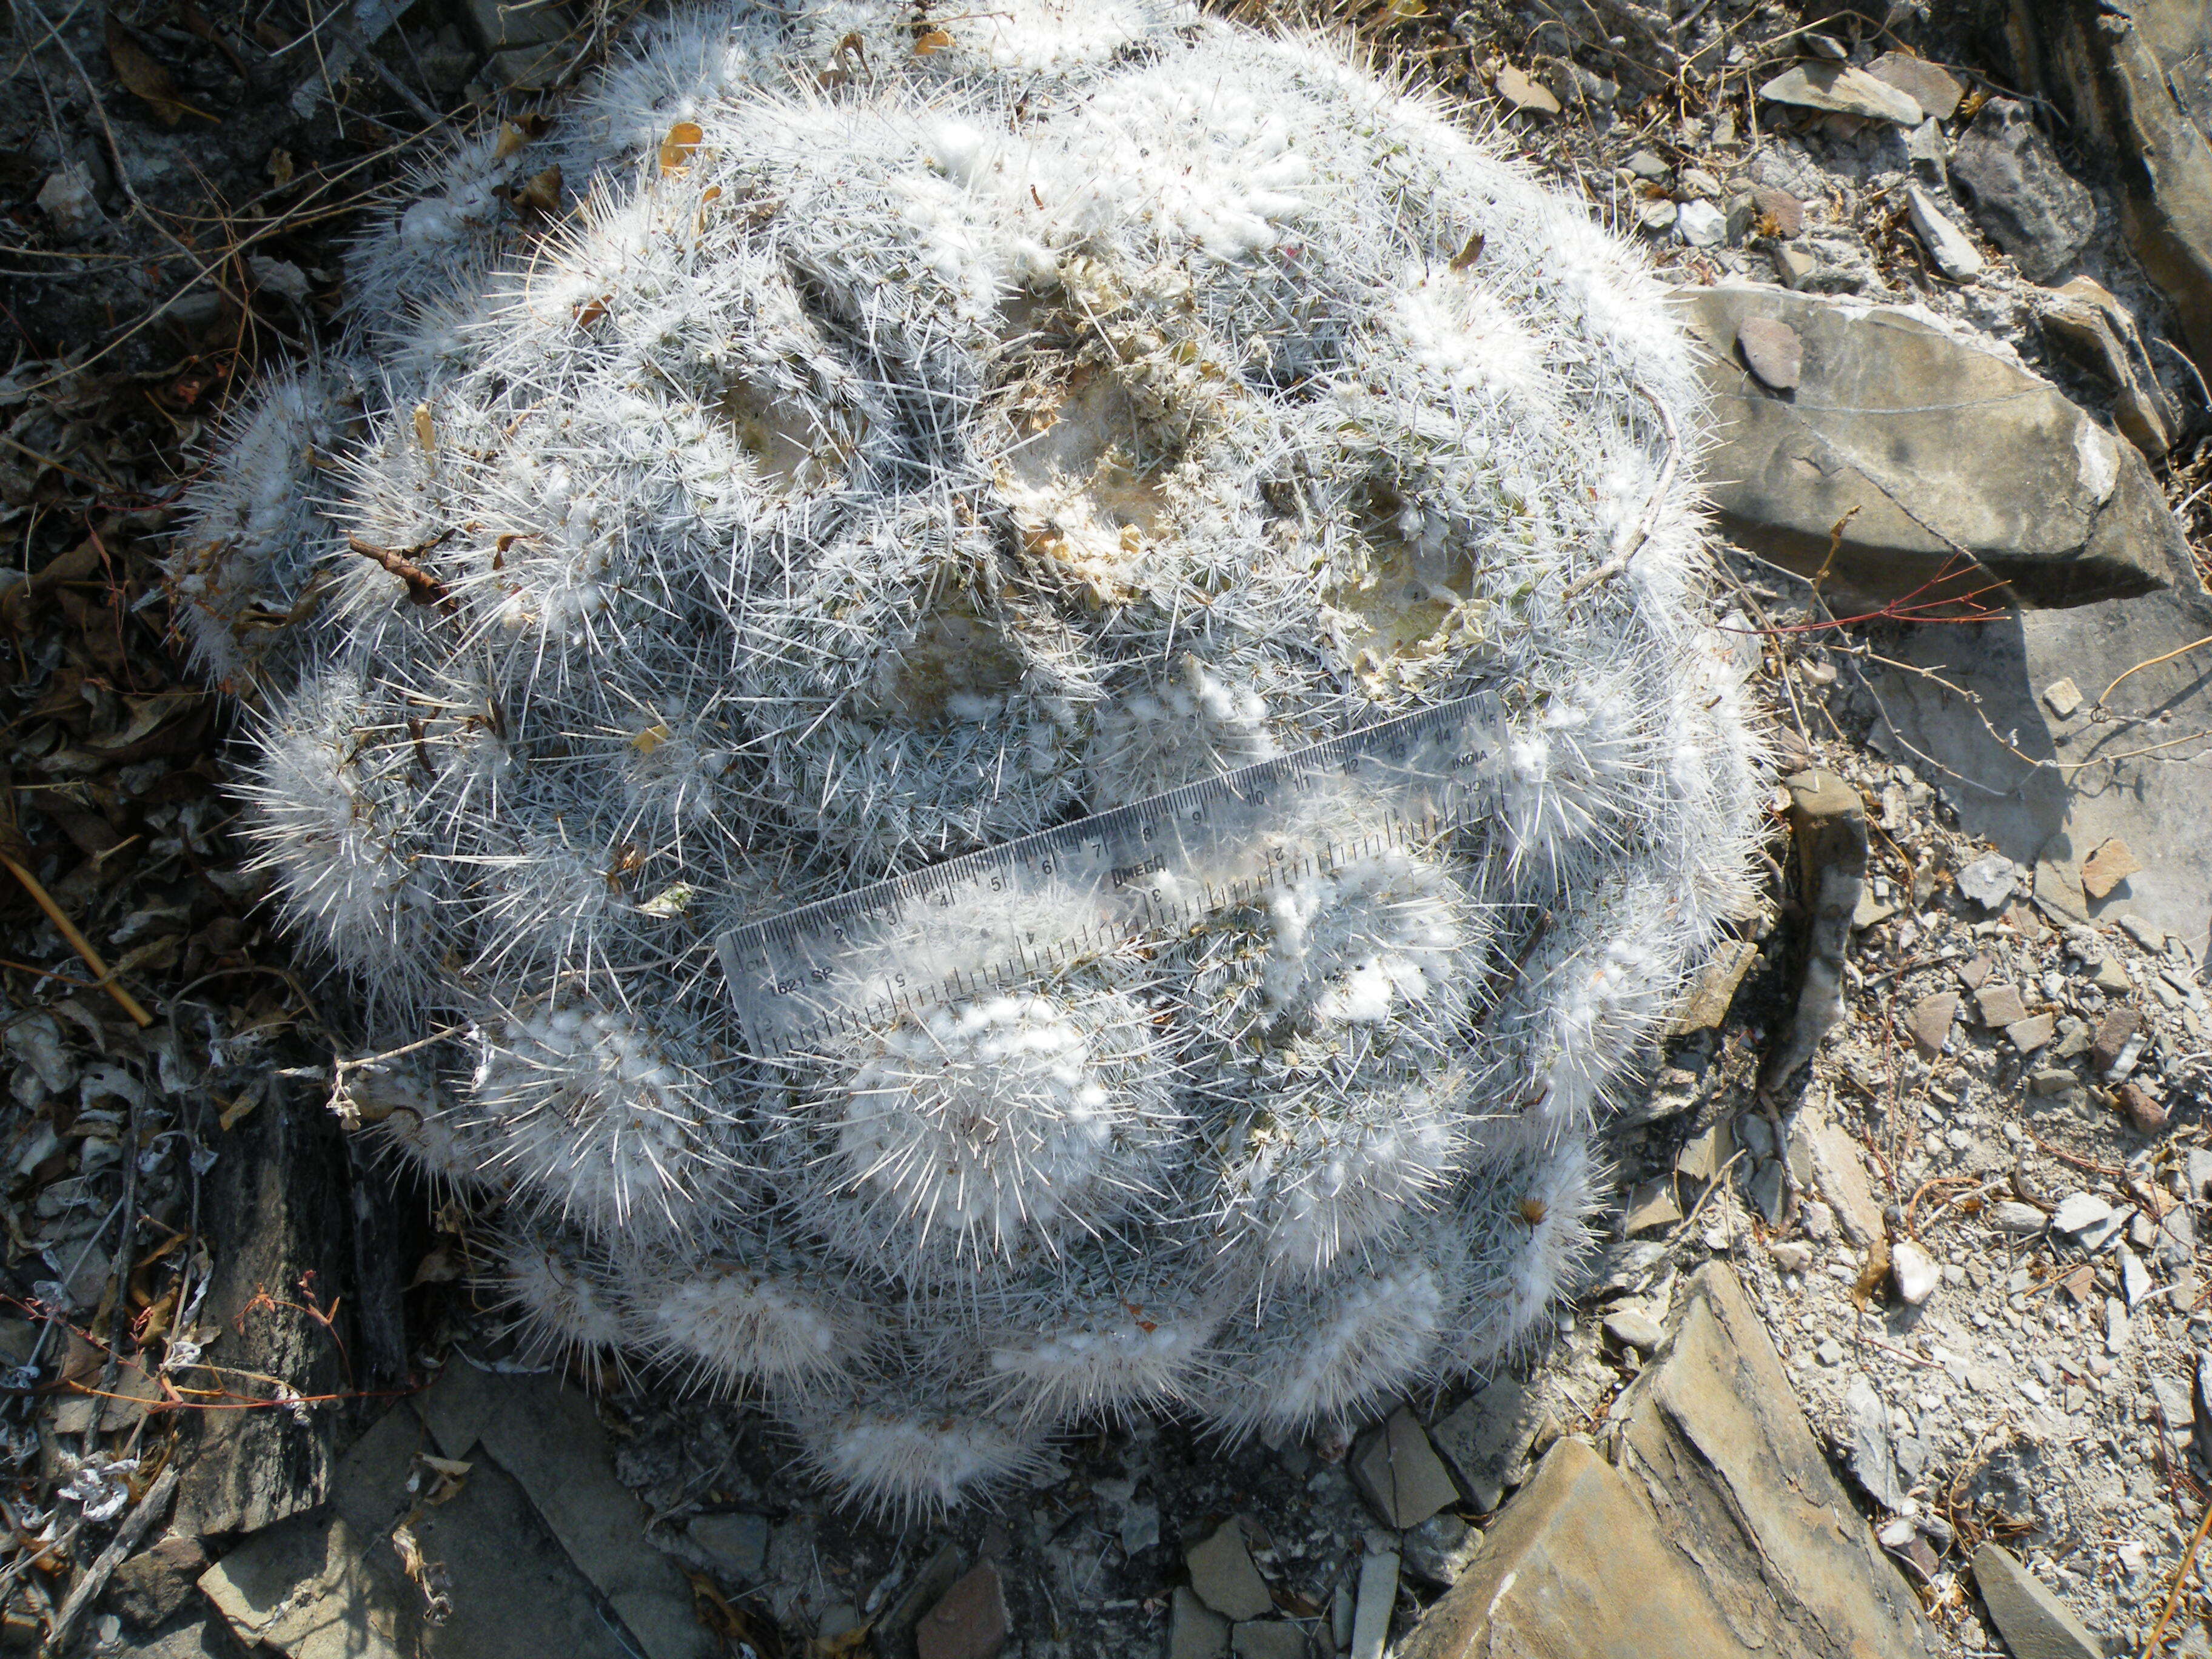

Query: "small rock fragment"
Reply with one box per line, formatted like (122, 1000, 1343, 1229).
(2122, 914, 2167, 952)
(1428, 1379, 1542, 1513)
(1867, 52, 1963, 121)
(1638, 199, 1678, 235)
(1889, 1240, 1940, 1307)
(1992, 1201, 2048, 1234)
(1603, 1307, 1666, 1354)
(1845, 1375, 1907, 1509)
(2050, 1192, 2114, 1236)
(1751, 186, 1805, 238)
(1758, 61, 1923, 125)
(1773, 242, 1818, 287)
(1906, 185, 1984, 280)
(1949, 99, 2096, 283)
(1772, 1239, 1812, 1273)
(1906, 992, 1958, 1058)
(1673, 939, 1760, 1033)
(2106, 1296, 2131, 1355)
(1800, 1199, 1835, 1241)
(1494, 65, 1560, 115)
(1349, 1406, 1458, 1529)
(1974, 984, 2029, 1027)
(2006, 1012, 2056, 1054)
(1675, 1118, 1733, 1184)
(1187, 1521, 1273, 1621)
(2116, 1079, 2168, 1134)
(1736, 316, 1803, 391)
(1399, 1512, 1481, 1588)
(917, 1562, 1009, 1659)
(35, 164, 101, 241)
(1747, 1158, 1787, 1225)
(1803, 1112, 1884, 1247)
(1972, 1544, 2100, 1659)
(2091, 1008, 2140, 1074)
(2119, 1245, 2153, 1308)
(1171, 1586, 1230, 1659)
(1676, 199, 1726, 247)
(2033, 831, 2091, 926)
(1623, 149, 1671, 181)
(2080, 838, 2142, 900)
(1350, 1550, 1398, 1659)
(1230, 1622, 1307, 1659)
(1956, 853, 2016, 911)
(2042, 676, 2084, 717)
(687, 1513, 769, 1581)
(1622, 1178, 1682, 1236)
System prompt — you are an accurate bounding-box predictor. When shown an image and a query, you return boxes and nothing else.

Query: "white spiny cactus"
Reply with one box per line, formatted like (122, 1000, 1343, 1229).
(172, 0, 1763, 1520)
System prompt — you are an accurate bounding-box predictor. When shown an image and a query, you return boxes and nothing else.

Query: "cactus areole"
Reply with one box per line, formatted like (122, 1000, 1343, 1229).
(170, 0, 1763, 1517)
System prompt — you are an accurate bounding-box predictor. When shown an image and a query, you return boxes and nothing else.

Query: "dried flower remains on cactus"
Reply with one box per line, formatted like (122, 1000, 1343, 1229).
(170, 0, 1764, 1520)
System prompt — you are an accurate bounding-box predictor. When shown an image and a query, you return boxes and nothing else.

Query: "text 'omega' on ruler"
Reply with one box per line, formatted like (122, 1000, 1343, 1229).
(717, 691, 1510, 1056)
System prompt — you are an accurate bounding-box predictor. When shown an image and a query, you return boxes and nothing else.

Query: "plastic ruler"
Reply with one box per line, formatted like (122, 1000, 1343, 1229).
(718, 690, 1509, 1054)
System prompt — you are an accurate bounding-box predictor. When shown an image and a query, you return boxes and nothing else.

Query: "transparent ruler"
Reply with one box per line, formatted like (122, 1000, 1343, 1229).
(719, 691, 1509, 1054)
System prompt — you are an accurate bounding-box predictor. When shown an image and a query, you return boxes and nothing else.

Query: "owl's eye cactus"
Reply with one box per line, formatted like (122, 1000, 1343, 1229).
(172, 0, 1764, 1520)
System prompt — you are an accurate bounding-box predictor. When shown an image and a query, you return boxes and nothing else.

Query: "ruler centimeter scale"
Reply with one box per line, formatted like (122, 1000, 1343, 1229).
(718, 690, 1511, 1055)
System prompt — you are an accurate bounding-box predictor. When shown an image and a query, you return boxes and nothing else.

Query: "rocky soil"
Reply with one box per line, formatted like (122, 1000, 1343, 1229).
(5, 0, 2212, 1655)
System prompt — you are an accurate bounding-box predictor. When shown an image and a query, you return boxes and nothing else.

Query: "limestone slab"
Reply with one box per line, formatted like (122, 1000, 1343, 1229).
(1678, 284, 2196, 609)
(1613, 1264, 1943, 1658)
(1395, 1438, 1751, 1658)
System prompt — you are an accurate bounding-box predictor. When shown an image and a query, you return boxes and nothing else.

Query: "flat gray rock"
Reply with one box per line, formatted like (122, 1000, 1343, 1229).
(1956, 853, 2017, 910)
(1612, 1264, 1944, 1658)
(1949, 99, 2096, 283)
(1736, 316, 1802, 389)
(1971, 1544, 2100, 1659)
(1186, 1521, 1273, 1622)
(1428, 1379, 1546, 1512)
(1868, 52, 1963, 120)
(1395, 1441, 1751, 1658)
(1758, 61, 1922, 124)
(1845, 1376, 1907, 1509)
(1906, 186, 1984, 280)
(1349, 1406, 1459, 1529)
(1228, 1621, 1309, 1659)
(1677, 284, 2197, 609)
(1170, 1586, 1229, 1659)
(2050, 1192, 2114, 1235)
(1866, 581, 2212, 955)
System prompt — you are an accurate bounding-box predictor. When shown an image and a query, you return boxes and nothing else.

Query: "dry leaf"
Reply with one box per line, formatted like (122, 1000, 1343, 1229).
(391, 1522, 454, 1624)
(573, 294, 609, 327)
(266, 147, 295, 188)
(660, 120, 703, 175)
(406, 1244, 465, 1287)
(106, 13, 198, 126)
(913, 27, 953, 53)
(178, 0, 248, 80)
(1849, 1233, 1890, 1312)
(1449, 230, 1485, 271)
(412, 403, 435, 455)
(512, 164, 562, 215)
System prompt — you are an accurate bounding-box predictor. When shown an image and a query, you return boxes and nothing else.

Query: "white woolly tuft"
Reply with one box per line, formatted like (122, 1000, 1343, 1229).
(789, 1382, 1052, 1523)
(489, 1230, 629, 1370)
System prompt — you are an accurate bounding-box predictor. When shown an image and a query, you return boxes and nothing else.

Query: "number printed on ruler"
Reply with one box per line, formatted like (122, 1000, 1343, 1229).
(718, 691, 1512, 1055)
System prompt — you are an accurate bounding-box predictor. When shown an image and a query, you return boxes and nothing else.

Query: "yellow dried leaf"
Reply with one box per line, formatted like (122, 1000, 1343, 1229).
(660, 120, 703, 175)
(913, 27, 953, 53)
(413, 404, 435, 454)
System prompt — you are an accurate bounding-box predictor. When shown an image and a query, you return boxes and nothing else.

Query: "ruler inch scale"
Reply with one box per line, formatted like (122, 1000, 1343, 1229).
(719, 690, 1510, 1055)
